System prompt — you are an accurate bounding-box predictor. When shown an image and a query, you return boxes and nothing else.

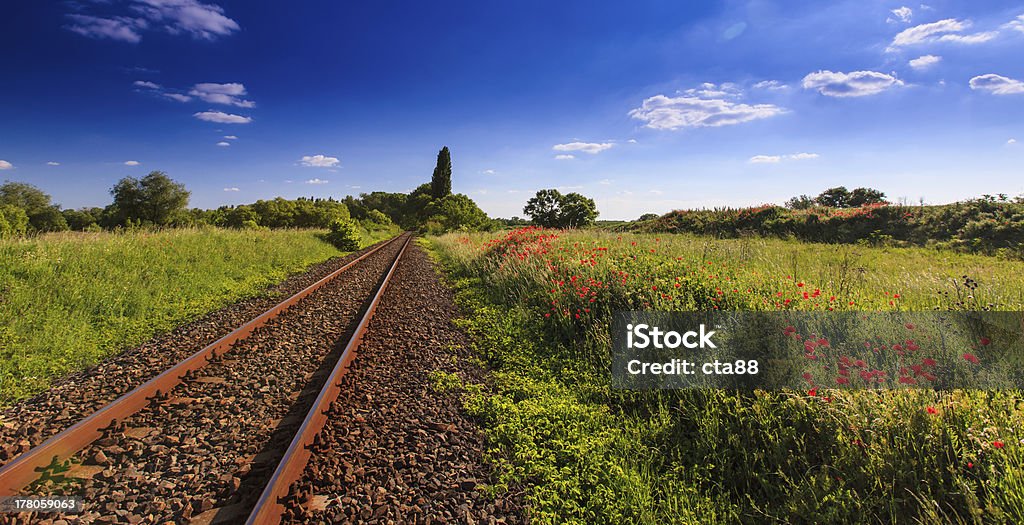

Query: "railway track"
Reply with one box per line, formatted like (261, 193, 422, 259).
(0, 233, 417, 523)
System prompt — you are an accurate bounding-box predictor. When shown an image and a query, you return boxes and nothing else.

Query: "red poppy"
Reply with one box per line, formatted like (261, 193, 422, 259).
(993, 441, 1005, 449)
(926, 406, 938, 414)
(980, 337, 992, 346)
(963, 353, 980, 364)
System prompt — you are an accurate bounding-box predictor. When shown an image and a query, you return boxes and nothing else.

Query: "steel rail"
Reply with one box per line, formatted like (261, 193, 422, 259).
(245, 233, 413, 525)
(0, 233, 407, 495)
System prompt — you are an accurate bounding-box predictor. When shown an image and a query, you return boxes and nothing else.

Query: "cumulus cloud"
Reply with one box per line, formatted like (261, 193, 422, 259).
(481, 169, 496, 175)
(890, 6, 913, 23)
(133, 79, 194, 102)
(223, 135, 237, 140)
(124, 160, 141, 166)
(1004, 15, 1024, 33)
(682, 82, 741, 98)
(887, 18, 996, 51)
(216, 141, 230, 147)
(802, 70, 903, 97)
(189, 83, 254, 108)
(627, 138, 638, 143)
(629, 88, 785, 130)
(749, 153, 819, 163)
(300, 155, 340, 168)
(47, 161, 61, 166)
(908, 54, 942, 69)
(304, 178, 329, 185)
(193, 110, 252, 124)
(65, 14, 145, 43)
(65, 1, 238, 42)
(753, 80, 788, 90)
(0, 160, 13, 170)
(969, 74, 1024, 95)
(163, 93, 192, 102)
(223, 187, 239, 192)
(554, 154, 575, 160)
(1008, 138, 1018, 145)
(552, 142, 615, 154)
(133, 80, 161, 89)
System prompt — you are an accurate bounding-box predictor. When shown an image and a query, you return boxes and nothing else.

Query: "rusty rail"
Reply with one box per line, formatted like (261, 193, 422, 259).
(0, 234, 407, 496)
(246, 233, 412, 525)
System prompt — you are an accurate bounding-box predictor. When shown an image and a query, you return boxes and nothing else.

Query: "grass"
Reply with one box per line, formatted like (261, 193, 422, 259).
(0, 226, 397, 406)
(429, 228, 1024, 524)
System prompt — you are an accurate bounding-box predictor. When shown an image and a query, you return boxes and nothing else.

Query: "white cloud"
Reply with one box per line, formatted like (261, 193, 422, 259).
(65, 14, 145, 43)
(753, 80, 788, 90)
(802, 70, 903, 97)
(1004, 15, 1024, 33)
(552, 142, 615, 154)
(938, 31, 998, 44)
(47, 161, 60, 166)
(887, 18, 996, 51)
(193, 110, 252, 124)
(598, 179, 613, 185)
(629, 89, 785, 130)
(969, 74, 1024, 95)
(223, 135, 238, 140)
(1008, 138, 1018, 145)
(189, 83, 254, 108)
(908, 54, 942, 69)
(682, 82, 741, 98)
(554, 154, 575, 160)
(627, 138, 638, 143)
(66, 1, 239, 42)
(481, 169, 496, 175)
(124, 160, 140, 166)
(223, 187, 239, 192)
(133, 80, 161, 89)
(163, 93, 192, 102)
(300, 155, 340, 168)
(216, 141, 230, 147)
(749, 152, 819, 163)
(891, 7, 913, 23)
(130, 0, 239, 40)
(0, 160, 13, 170)
(304, 178, 329, 185)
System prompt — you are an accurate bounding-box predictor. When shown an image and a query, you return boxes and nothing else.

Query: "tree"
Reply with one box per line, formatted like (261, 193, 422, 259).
(62, 208, 100, 231)
(523, 189, 564, 227)
(785, 195, 815, 210)
(0, 181, 67, 232)
(0, 204, 29, 237)
(109, 171, 190, 226)
(523, 189, 599, 228)
(435, 194, 491, 231)
(638, 213, 660, 221)
(848, 187, 888, 207)
(815, 187, 850, 208)
(558, 192, 598, 228)
(430, 146, 452, 199)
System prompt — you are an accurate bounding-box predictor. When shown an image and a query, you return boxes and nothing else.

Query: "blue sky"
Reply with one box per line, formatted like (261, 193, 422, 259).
(1, 1, 1022, 220)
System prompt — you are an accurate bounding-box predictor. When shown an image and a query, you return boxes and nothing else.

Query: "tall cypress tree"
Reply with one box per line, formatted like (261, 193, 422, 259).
(430, 146, 452, 199)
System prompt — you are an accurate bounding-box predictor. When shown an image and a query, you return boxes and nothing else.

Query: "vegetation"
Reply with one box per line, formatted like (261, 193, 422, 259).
(635, 195, 1024, 258)
(0, 226, 395, 405)
(325, 219, 361, 250)
(523, 188, 599, 228)
(431, 228, 1024, 524)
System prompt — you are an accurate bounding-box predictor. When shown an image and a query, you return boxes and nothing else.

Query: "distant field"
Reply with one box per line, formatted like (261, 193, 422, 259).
(0, 227, 394, 405)
(432, 228, 1024, 524)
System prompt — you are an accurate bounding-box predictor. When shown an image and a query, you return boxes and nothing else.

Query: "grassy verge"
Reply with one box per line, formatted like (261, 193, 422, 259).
(0, 226, 397, 405)
(429, 228, 1024, 524)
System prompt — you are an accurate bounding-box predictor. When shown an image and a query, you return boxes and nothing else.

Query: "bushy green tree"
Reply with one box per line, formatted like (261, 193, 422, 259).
(0, 204, 29, 237)
(0, 181, 68, 232)
(524, 189, 600, 228)
(815, 187, 850, 208)
(325, 219, 361, 250)
(108, 171, 190, 227)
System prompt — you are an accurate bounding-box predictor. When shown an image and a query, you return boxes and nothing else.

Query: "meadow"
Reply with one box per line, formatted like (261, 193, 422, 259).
(0, 226, 395, 405)
(430, 228, 1024, 524)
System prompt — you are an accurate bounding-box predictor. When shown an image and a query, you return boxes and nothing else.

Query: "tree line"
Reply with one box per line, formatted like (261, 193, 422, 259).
(1, 146, 502, 237)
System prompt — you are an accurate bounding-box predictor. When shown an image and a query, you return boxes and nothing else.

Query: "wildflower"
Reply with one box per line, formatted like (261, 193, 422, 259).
(993, 441, 1005, 449)
(963, 353, 980, 364)
(926, 406, 938, 414)
(980, 337, 992, 346)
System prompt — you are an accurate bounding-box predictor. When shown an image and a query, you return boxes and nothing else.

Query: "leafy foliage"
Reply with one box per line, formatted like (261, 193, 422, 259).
(431, 146, 453, 199)
(524, 189, 599, 228)
(108, 171, 191, 227)
(325, 218, 361, 250)
(0, 181, 68, 232)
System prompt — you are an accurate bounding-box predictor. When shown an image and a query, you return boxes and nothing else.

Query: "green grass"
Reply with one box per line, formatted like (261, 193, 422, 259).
(429, 228, 1024, 524)
(0, 226, 397, 405)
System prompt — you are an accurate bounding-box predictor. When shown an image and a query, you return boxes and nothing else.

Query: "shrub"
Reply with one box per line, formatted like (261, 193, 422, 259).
(325, 219, 361, 250)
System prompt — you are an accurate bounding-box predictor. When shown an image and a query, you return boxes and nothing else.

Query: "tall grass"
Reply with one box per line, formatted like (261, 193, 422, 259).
(431, 228, 1024, 524)
(0, 227, 393, 405)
